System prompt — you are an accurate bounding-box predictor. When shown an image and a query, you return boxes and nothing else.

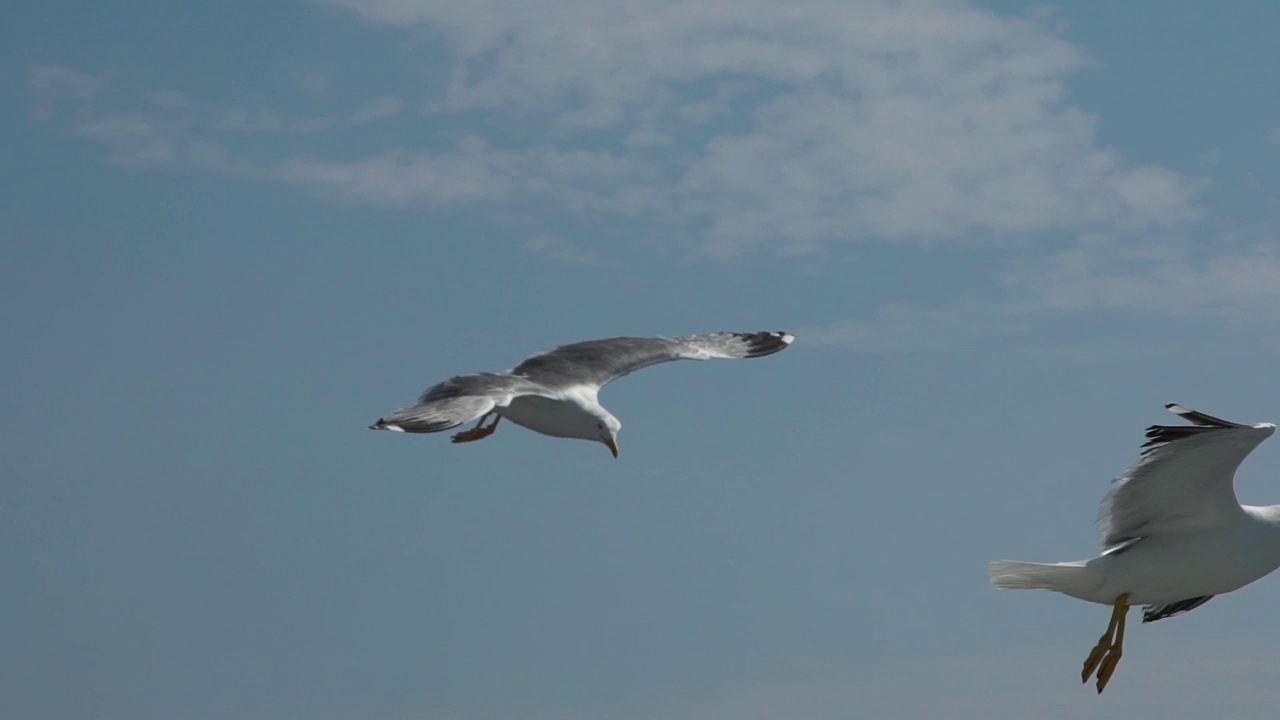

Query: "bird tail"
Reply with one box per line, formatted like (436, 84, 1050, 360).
(987, 560, 1089, 592)
(367, 407, 461, 433)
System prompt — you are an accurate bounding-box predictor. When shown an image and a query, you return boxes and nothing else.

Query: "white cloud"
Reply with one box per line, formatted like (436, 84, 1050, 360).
(212, 95, 403, 133)
(72, 113, 179, 166)
(1006, 234, 1280, 319)
(797, 297, 1016, 353)
(349, 95, 403, 124)
(298, 72, 334, 96)
(265, 138, 661, 212)
(31, 0, 1206, 257)
(213, 108, 288, 132)
(800, 230, 1280, 354)
(269, 146, 509, 206)
(147, 90, 193, 111)
(304, 0, 1202, 254)
(523, 234, 616, 266)
(28, 65, 110, 121)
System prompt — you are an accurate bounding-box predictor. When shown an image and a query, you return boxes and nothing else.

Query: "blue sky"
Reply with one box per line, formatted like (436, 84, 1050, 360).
(5, 1, 1280, 718)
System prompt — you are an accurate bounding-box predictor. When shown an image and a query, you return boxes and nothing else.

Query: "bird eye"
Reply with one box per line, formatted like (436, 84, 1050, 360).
(597, 423, 604, 430)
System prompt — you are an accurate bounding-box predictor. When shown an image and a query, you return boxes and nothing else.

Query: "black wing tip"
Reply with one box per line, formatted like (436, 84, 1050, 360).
(1141, 403, 1252, 455)
(736, 330, 795, 358)
(1140, 424, 1212, 453)
(1142, 596, 1214, 623)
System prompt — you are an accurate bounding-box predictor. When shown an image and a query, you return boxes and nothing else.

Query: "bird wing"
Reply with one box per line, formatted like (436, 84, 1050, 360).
(1141, 595, 1215, 624)
(1097, 403, 1276, 551)
(369, 373, 549, 433)
(507, 331, 794, 391)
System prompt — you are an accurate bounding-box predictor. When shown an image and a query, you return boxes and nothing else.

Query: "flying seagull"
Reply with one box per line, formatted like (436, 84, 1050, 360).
(988, 403, 1279, 693)
(369, 331, 795, 457)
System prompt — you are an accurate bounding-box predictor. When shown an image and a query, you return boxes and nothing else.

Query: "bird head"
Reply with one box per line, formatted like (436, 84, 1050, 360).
(593, 414, 622, 458)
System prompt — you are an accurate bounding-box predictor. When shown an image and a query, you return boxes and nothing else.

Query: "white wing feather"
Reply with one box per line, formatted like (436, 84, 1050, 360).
(1098, 405, 1275, 550)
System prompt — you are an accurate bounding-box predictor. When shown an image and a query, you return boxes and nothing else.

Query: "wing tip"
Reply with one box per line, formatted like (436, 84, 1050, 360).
(368, 418, 405, 432)
(737, 330, 795, 358)
(1164, 403, 1249, 428)
(1141, 403, 1272, 454)
(1142, 596, 1215, 623)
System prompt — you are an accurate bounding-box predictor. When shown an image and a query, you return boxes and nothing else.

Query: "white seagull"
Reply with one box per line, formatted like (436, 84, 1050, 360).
(368, 331, 795, 457)
(988, 403, 1280, 693)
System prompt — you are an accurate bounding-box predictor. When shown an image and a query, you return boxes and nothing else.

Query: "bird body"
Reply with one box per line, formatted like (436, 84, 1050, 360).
(495, 387, 613, 441)
(991, 505, 1280, 607)
(988, 403, 1280, 692)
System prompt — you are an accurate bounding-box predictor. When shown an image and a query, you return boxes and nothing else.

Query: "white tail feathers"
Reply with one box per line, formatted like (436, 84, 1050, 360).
(987, 560, 1087, 592)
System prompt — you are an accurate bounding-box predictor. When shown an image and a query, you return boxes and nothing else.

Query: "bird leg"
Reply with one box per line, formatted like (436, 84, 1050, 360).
(451, 414, 502, 443)
(1081, 592, 1130, 693)
(1094, 594, 1130, 694)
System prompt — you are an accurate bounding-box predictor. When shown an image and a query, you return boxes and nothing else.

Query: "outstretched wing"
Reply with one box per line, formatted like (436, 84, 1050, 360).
(508, 331, 795, 390)
(369, 373, 547, 433)
(1097, 403, 1276, 551)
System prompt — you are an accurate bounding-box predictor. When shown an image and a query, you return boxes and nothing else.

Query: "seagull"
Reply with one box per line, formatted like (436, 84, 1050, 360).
(368, 331, 795, 457)
(988, 403, 1280, 693)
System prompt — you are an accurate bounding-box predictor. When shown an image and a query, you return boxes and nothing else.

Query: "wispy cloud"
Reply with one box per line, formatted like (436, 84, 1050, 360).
(268, 138, 663, 212)
(523, 234, 616, 267)
(72, 113, 180, 166)
(269, 145, 508, 206)
(28, 65, 111, 121)
(146, 90, 193, 111)
(1006, 233, 1280, 319)
(305, 0, 1203, 256)
(297, 72, 334, 96)
(797, 296, 1024, 354)
(800, 228, 1280, 354)
(27, 65, 409, 171)
(29, 0, 1207, 259)
(212, 96, 403, 133)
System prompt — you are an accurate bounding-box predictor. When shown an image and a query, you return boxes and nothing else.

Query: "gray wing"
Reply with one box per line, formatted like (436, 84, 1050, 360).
(369, 373, 547, 433)
(1097, 404, 1275, 551)
(508, 331, 795, 390)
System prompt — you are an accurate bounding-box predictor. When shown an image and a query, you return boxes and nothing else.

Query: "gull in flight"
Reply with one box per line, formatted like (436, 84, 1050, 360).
(988, 403, 1279, 693)
(369, 331, 795, 457)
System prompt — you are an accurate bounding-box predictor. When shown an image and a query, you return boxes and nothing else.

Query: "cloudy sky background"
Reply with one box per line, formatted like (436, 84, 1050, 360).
(5, 1, 1280, 718)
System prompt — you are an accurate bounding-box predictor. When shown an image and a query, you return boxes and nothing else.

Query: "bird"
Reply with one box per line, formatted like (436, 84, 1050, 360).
(988, 403, 1280, 694)
(368, 331, 795, 457)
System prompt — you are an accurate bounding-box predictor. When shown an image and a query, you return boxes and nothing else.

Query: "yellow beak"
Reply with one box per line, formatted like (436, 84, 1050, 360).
(604, 437, 619, 458)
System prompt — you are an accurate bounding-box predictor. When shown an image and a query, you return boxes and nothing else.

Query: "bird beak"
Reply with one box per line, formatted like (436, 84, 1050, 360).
(604, 437, 619, 458)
